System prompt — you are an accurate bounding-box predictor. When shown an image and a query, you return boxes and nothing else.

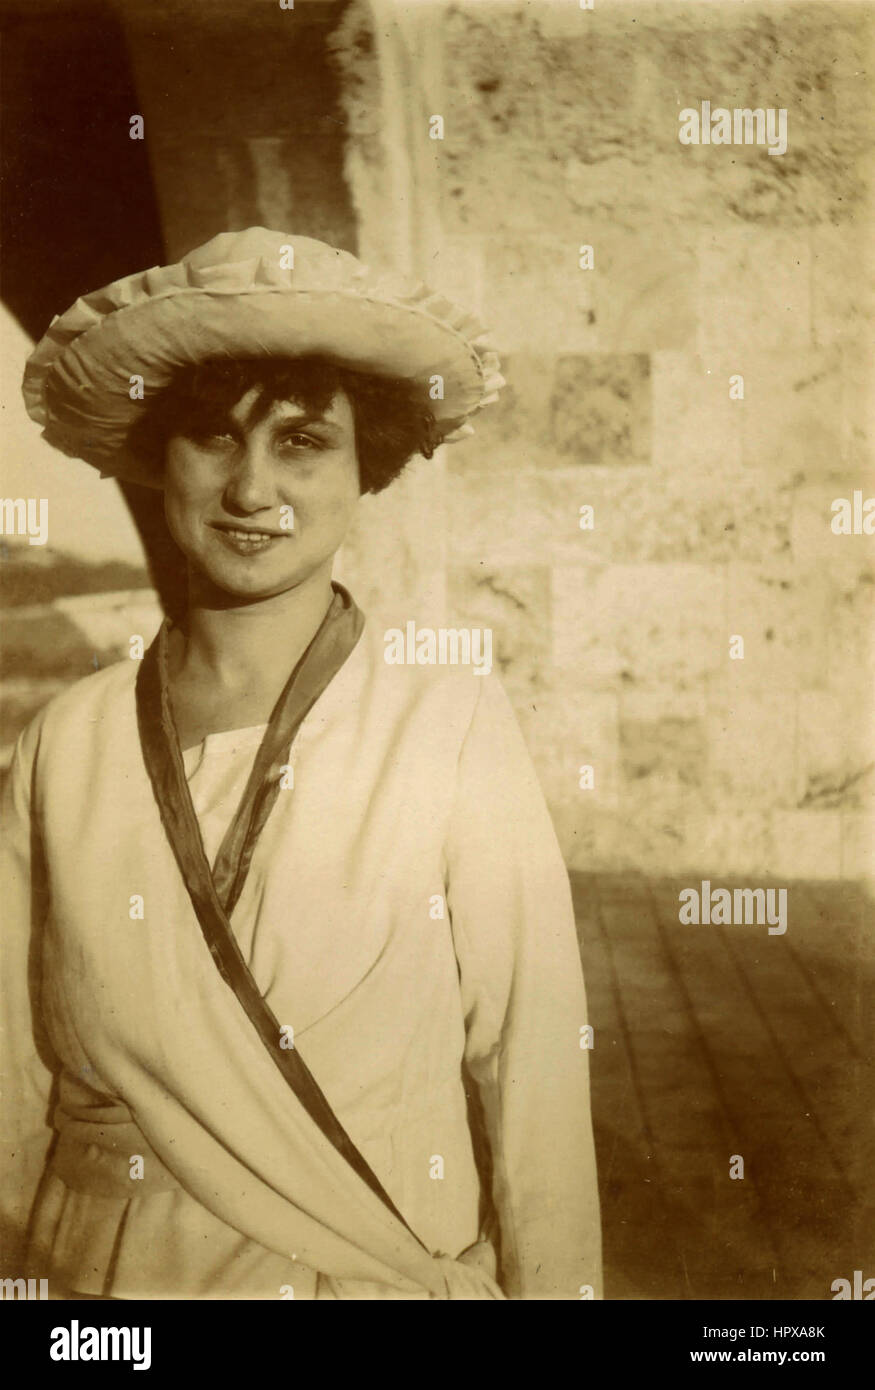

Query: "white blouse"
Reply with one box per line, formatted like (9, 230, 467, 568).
(182, 724, 268, 868)
(0, 614, 601, 1299)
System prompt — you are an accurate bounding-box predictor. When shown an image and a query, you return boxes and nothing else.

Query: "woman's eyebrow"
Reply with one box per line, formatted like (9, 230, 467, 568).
(267, 409, 342, 437)
(189, 404, 340, 436)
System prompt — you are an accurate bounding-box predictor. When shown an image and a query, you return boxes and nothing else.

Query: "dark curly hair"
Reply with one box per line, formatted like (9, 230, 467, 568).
(127, 355, 440, 495)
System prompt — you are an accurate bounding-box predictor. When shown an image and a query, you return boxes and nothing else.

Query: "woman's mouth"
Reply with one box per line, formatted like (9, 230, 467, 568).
(211, 524, 286, 555)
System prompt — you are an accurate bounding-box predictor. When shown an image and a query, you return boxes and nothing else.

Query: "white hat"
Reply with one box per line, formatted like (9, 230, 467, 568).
(22, 227, 505, 488)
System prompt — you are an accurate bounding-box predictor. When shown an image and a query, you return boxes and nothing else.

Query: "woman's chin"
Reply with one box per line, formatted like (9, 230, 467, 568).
(191, 557, 322, 606)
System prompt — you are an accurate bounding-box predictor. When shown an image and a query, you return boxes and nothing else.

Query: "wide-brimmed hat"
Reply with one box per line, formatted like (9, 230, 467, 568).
(22, 227, 504, 489)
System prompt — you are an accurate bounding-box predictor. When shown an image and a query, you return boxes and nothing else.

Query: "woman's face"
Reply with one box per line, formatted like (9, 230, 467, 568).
(163, 386, 360, 602)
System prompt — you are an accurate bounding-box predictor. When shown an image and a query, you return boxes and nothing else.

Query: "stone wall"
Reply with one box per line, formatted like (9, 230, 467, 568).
(331, 0, 874, 880)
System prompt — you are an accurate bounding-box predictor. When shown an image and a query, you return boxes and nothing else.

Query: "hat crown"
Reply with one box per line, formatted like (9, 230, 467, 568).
(181, 227, 360, 279)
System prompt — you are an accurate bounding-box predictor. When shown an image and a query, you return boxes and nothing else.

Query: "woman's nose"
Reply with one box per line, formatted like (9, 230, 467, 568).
(223, 441, 275, 513)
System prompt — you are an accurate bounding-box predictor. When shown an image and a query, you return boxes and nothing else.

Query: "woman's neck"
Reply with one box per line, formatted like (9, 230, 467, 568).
(178, 567, 334, 678)
(165, 564, 336, 745)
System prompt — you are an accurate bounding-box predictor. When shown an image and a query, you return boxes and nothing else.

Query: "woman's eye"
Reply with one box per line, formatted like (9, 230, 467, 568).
(278, 433, 318, 450)
(190, 430, 235, 447)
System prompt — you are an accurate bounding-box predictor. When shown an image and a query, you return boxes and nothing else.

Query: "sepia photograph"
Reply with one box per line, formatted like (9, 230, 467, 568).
(0, 0, 872, 1343)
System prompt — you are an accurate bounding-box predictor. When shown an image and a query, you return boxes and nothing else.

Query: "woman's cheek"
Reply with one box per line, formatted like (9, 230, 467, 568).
(310, 467, 359, 533)
(315, 503, 355, 554)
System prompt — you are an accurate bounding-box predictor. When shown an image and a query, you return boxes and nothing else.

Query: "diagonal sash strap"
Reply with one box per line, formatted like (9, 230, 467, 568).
(135, 583, 425, 1246)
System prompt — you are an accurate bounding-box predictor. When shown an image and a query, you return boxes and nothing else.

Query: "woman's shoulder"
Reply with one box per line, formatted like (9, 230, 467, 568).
(333, 612, 524, 769)
(11, 657, 139, 766)
(355, 611, 499, 718)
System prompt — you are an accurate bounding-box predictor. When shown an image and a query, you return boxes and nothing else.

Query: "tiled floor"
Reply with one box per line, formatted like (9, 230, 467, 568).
(571, 873, 874, 1301)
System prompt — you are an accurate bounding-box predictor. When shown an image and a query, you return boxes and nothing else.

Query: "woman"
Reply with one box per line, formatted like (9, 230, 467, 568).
(1, 228, 601, 1299)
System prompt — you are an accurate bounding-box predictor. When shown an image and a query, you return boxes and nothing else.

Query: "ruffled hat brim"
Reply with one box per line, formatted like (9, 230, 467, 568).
(22, 229, 504, 489)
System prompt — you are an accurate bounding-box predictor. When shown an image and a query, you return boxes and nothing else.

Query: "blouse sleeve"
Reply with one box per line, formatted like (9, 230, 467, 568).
(444, 675, 602, 1300)
(0, 718, 57, 1270)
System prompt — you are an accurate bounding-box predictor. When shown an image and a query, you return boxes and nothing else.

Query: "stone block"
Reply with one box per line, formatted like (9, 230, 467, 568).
(447, 354, 557, 469)
(530, 0, 601, 41)
(588, 226, 698, 354)
(620, 714, 707, 790)
(695, 809, 777, 878)
(790, 482, 875, 575)
(739, 347, 846, 479)
(722, 563, 831, 692)
(550, 353, 651, 466)
(437, 3, 565, 236)
(797, 690, 874, 812)
(840, 810, 875, 884)
(482, 238, 596, 353)
(436, 1, 871, 236)
(769, 809, 842, 879)
(446, 562, 552, 700)
(552, 562, 725, 691)
(612, 778, 712, 876)
(697, 230, 811, 355)
(841, 347, 874, 471)
(445, 457, 766, 573)
(826, 565, 875, 703)
(619, 686, 707, 723)
(706, 693, 797, 809)
(428, 236, 487, 318)
(524, 468, 658, 565)
(650, 352, 743, 476)
(537, 31, 656, 165)
(729, 467, 795, 563)
(810, 224, 875, 350)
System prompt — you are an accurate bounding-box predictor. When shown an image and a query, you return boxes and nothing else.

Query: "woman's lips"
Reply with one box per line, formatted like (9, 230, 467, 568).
(211, 523, 287, 554)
